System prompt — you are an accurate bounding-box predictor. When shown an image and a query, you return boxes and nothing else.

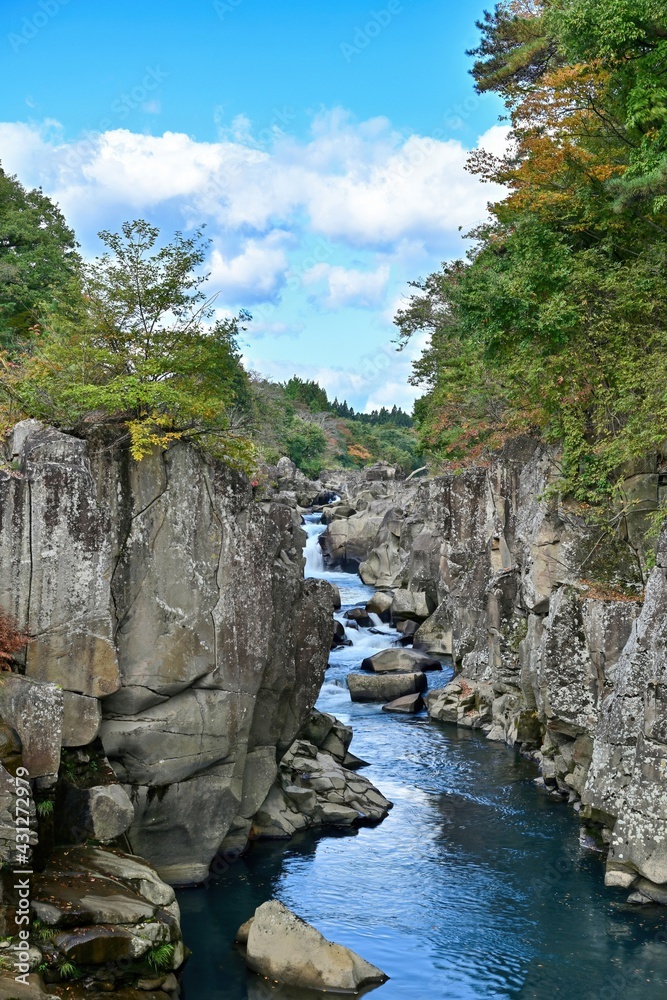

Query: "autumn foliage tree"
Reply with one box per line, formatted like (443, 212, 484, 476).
(398, 0, 667, 507)
(0, 609, 29, 668)
(1, 220, 254, 465)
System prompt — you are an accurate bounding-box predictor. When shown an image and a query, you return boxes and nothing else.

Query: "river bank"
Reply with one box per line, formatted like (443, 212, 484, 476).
(178, 512, 667, 1000)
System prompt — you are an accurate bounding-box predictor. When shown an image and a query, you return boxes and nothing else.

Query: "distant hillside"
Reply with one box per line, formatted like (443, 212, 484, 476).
(248, 375, 421, 478)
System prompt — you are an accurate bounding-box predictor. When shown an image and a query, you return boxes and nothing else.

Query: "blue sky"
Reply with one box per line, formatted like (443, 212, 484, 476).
(1, 0, 506, 411)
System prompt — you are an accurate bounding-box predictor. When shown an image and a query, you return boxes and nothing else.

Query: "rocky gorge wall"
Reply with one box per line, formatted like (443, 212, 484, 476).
(0, 421, 334, 887)
(320, 441, 667, 903)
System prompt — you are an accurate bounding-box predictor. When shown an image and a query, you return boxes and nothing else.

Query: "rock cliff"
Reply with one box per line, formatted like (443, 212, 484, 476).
(321, 438, 667, 903)
(0, 421, 334, 887)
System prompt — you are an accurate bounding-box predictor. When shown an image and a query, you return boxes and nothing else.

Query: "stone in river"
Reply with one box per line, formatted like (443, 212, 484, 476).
(348, 671, 427, 702)
(366, 591, 393, 620)
(360, 647, 442, 674)
(240, 899, 388, 993)
(382, 693, 425, 714)
(345, 607, 373, 628)
(332, 619, 350, 648)
(396, 620, 419, 636)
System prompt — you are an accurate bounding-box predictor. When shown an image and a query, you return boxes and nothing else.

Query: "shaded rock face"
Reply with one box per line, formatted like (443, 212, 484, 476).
(323, 436, 667, 900)
(0, 422, 334, 885)
(0, 846, 184, 992)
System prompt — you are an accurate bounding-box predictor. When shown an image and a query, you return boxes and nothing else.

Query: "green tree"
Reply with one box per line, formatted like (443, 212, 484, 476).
(1, 219, 252, 464)
(284, 417, 327, 477)
(398, 0, 667, 510)
(283, 376, 330, 412)
(0, 167, 81, 352)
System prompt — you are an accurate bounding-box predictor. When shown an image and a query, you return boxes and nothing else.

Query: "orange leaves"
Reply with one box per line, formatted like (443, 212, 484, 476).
(483, 57, 630, 231)
(0, 609, 29, 665)
(347, 443, 373, 463)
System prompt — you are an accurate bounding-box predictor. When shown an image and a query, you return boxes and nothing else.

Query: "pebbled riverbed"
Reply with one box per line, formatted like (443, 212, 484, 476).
(178, 516, 667, 1000)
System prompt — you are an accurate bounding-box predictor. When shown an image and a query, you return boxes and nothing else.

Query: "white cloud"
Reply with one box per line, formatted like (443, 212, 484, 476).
(364, 381, 421, 413)
(0, 110, 506, 407)
(208, 232, 290, 304)
(243, 338, 418, 414)
(302, 262, 390, 309)
(477, 123, 513, 159)
(0, 110, 506, 256)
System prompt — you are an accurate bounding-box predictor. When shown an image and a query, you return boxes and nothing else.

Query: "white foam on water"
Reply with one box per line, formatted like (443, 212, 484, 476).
(303, 514, 326, 576)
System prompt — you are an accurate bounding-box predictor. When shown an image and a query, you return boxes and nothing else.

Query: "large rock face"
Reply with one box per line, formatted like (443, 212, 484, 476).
(325, 436, 666, 901)
(583, 527, 667, 893)
(0, 422, 334, 885)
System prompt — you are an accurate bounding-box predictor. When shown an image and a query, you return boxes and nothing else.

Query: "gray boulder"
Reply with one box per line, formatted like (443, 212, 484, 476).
(25, 845, 183, 981)
(390, 588, 432, 622)
(251, 731, 391, 838)
(361, 648, 441, 673)
(428, 678, 495, 731)
(382, 693, 425, 714)
(0, 674, 63, 778)
(345, 608, 373, 628)
(57, 782, 135, 843)
(366, 591, 393, 618)
(321, 511, 386, 571)
(348, 672, 427, 702)
(61, 692, 101, 748)
(242, 900, 387, 992)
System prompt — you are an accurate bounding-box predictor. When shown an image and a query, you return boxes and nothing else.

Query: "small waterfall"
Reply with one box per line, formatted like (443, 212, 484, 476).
(303, 513, 326, 576)
(337, 614, 399, 650)
(344, 627, 396, 650)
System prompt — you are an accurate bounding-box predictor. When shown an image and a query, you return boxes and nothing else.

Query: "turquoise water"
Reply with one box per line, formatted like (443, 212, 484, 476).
(177, 517, 667, 999)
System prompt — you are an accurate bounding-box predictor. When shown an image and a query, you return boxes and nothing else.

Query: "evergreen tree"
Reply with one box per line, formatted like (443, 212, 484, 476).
(0, 167, 81, 352)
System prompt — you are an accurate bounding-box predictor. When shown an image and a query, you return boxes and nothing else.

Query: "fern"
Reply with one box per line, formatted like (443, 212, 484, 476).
(57, 958, 80, 980)
(146, 942, 175, 971)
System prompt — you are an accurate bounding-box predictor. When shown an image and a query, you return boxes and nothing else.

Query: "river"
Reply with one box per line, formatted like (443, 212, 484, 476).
(178, 514, 667, 999)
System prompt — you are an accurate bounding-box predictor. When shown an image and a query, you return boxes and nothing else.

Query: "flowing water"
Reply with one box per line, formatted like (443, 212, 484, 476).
(178, 514, 667, 1000)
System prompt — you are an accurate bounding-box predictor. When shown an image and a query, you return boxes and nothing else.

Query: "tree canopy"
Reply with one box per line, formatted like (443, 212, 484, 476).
(1, 219, 252, 463)
(0, 167, 81, 353)
(398, 0, 667, 510)
(0, 175, 417, 476)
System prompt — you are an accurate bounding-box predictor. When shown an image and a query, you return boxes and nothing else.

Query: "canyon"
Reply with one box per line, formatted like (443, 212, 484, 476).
(0, 422, 666, 997)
